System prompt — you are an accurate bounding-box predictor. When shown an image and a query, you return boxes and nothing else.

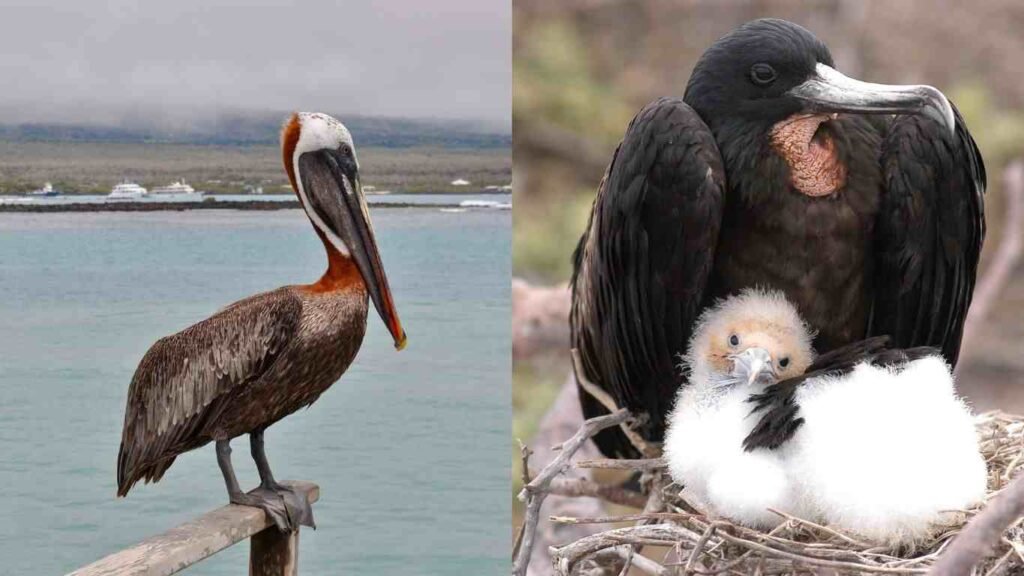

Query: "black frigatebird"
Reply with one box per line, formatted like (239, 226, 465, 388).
(570, 18, 985, 458)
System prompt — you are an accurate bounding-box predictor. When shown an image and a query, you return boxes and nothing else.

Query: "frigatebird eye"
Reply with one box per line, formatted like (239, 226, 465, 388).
(340, 144, 352, 157)
(729, 334, 740, 347)
(750, 63, 777, 86)
(779, 357, 790, 368)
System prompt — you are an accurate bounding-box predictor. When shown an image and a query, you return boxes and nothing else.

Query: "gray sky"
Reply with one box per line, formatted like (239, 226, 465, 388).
(0, 0, 510, 129)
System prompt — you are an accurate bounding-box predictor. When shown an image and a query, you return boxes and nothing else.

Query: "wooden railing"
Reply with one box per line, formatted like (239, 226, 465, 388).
(67, 481, 319, 576)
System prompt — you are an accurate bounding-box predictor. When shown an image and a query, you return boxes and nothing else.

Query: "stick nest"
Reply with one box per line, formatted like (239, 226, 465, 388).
(550, 411, 1024, 575)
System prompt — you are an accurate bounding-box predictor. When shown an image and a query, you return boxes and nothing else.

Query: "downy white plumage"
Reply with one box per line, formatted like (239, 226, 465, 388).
(789, 356, 987, 544)
(664, 289, 815, 528)
(664, 289, 987, 544)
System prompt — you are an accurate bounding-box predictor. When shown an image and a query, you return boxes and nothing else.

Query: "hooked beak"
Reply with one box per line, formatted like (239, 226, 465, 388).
(298, 149, 407, 350)
(787, 63, 955, 135)
(731, 348, 776, 387)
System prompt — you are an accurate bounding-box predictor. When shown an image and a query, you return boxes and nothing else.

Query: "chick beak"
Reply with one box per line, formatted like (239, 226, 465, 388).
(733, 347, 776, 387)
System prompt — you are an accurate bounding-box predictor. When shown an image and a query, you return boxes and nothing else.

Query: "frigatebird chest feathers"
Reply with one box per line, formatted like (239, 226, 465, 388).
(208, 285, 369, 439)
(709, 116, 883, 352)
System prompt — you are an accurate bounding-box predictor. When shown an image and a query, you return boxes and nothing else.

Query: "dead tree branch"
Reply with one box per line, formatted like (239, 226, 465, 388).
(960, 159, 1023, 363)
(547, 477, 648, 510)
(571, 348, 658, 458)
(514, 408, 631, 576)
(575, 458, 665, 472)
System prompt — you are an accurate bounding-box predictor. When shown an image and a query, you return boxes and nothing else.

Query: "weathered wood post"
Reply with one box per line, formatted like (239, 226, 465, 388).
(67, 481, 319, 576)
(250, 522, 301, 576)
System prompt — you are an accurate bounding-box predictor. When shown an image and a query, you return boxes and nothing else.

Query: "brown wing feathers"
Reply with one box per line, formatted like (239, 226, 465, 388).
(116, 289, 301, 496)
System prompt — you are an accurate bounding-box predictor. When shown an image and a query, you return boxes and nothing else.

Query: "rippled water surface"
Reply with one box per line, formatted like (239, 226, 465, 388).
(0, 208, 510, 574)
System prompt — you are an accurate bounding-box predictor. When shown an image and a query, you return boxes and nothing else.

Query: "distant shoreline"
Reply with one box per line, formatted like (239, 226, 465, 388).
(26, 189, 512, 197)
(0, 200, 468, 213)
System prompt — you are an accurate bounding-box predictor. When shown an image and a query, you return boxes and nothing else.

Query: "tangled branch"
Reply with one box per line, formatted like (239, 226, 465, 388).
(513, 408, 632, 576)
(524, 412, 1024, 575)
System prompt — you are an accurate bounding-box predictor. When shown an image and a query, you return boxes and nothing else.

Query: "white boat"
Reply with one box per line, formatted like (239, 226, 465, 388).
(459, 199, 512, 210)
(151, 180, 203, 199)
(28, 182, 61, 197)
(151, 180, 200, 195)
(108, 180, 148, 199)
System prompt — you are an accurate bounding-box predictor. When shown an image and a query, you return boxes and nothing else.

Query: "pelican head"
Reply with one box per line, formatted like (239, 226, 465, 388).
(283, 112, 406, 350)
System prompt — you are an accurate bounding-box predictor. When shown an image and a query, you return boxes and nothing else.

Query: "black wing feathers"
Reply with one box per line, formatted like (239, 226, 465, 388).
(871, 106, 985, 366)
(743, 340, 938, 451)
(571, 98, 726, 457)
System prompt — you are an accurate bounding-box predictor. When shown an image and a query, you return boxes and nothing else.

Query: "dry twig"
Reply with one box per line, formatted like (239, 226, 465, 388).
(542, 412, 1024, 575)
(959, 159, 1023, 363)
(513, 408, 631, 576)
(571, 348, 658, 458)
(575, 458, 665, 472)
(546, 477, 648, 510)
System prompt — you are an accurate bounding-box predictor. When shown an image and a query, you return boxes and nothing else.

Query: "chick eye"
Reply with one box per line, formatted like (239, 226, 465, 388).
(779, 357, 790, 368)
(750, 63, 777, 86)
(339, 144, 352, 157)
(729, 334, 740, 347)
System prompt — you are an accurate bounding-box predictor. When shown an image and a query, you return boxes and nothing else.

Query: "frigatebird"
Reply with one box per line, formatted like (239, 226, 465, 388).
(570, 18, 985, 458)
(117, 112, 406, 532)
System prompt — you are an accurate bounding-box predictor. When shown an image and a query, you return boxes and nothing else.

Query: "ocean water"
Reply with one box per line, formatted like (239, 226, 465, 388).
(0, 192, 512, 207)
(0, 208, 510, 574)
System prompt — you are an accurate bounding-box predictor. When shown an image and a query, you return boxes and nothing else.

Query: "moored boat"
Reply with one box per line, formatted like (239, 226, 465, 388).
(151, 180, 200, 195)
(108, 180, 148, 199)
(28, 182, 61, 197)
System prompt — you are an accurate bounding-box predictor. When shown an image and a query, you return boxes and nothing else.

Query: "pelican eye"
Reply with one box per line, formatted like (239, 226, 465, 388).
(779, 357, 790, 368)
(750, 63, 777, 86)
(729, 334, 740, 347)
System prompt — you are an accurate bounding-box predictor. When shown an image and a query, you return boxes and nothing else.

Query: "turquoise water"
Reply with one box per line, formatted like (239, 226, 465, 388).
(0, 208, 510, 574)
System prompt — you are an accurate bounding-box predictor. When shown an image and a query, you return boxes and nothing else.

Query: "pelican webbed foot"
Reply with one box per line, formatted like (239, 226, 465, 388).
(229, 484, 315, 532)
(250, 430, 316, 530)
(229, 488, 294, 532)
(217, 437, 316, 533)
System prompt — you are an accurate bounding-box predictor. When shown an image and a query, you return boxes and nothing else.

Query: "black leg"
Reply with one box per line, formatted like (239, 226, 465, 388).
(216, 437, 293, 532)
(250, 428, 284, 491)
(248, 429, 317, 531)
(216, 439, 243, 497)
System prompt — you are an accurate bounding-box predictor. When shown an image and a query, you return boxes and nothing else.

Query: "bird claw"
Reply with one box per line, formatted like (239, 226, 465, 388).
(230, 485, 316, 533)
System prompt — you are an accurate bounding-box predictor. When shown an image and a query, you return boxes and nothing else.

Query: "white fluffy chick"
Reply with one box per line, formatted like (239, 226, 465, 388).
(665, 288, 988, 545)
(664, 289, 815, 528)
(789, 355, 987, 545)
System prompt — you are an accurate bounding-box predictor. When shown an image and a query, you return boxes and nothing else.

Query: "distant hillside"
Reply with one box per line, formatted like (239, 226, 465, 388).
(0, 112, 510, 149)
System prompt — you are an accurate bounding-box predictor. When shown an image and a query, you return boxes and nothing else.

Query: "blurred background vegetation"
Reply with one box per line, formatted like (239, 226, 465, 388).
(513, 0, 1024, 520)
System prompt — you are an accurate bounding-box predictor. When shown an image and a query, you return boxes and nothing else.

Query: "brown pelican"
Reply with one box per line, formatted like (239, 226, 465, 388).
(116, 112, 406, 532)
